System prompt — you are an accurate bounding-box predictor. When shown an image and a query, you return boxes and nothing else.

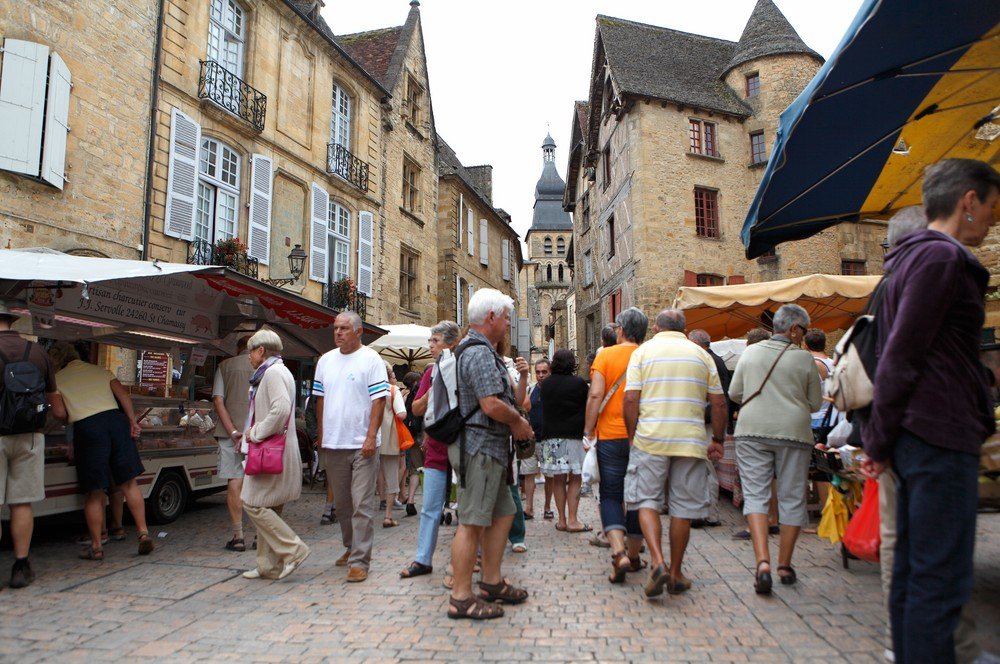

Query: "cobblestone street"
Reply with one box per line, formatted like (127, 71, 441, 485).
(1, 483, 997, 663)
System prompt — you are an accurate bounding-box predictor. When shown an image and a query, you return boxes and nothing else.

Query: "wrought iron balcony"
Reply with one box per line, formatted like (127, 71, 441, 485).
(326, 282, 367, 320)
(188, 238, 259, 280)
(198, 60, 266, 132)
(327, 142, 370, 192)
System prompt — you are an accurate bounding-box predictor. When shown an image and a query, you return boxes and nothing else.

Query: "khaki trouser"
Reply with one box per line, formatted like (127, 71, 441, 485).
(879, 469, 979, 662)
(243, 504, 309, 578)
(327, 448, 379, 571)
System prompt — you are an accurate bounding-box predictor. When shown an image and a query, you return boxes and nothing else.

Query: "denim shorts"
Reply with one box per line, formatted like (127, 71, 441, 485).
(73, 410, 145, 492)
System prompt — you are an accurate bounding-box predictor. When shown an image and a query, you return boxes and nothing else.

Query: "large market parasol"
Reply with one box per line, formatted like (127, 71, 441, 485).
(672, 273, 881, 340)
(367, 323, 433, 367)
(741, 0, 1000, 258)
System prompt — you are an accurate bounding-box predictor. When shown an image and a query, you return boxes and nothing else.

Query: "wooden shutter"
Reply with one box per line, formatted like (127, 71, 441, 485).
(467, 208, 474, 255)
(357, 210, 374, 297)
(479, 219, 488, 266)
(0, 39, 49, 176)
(683, 270, 698, 287)
(728, 275, 746, 285)
(455, 274, 463, 326)
(247, 154, 273, 264)
(164, 108, 200, 240)
(457, 193, 463, 247)
(502, 239, 510, 280)
(40, 52, 71, 189)
(308, 182, 329, 283)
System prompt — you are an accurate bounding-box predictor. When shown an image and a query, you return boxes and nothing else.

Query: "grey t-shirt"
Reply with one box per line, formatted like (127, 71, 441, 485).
(456, 329, 513, 462)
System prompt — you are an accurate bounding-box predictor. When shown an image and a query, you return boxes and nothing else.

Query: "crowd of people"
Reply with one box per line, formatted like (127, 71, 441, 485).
(0, 159, 996, 662)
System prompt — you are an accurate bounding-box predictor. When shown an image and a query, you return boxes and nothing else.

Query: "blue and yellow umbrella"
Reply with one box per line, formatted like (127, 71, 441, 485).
(742, 0, 1000, 258)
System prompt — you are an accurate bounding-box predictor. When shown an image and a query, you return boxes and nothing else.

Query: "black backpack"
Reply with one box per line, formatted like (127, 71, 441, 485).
(0, 342, 49, 435)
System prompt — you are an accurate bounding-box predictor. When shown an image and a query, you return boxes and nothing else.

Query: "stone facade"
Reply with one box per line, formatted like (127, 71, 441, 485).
(0, 0, 159, 258)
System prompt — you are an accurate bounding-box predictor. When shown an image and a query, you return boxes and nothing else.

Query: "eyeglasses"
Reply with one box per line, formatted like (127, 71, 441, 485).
(793, 324, 808, 335)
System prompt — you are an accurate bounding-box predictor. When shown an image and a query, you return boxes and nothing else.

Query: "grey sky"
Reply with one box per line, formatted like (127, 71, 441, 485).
(322, 0, 866, 251)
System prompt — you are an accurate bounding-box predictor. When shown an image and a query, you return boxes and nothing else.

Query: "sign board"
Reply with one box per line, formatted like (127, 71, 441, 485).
(189, 347, 209, 367)
(140, 352, 170, 385)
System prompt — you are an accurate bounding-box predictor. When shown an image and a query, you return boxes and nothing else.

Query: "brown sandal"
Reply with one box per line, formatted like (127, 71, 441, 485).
(382, 518, 399, 528)
(610, 551, 629, 584)
(79, 547, 104, 561)
(477, 579, 529, 604)
(137, 532, 154, 556)
(628, 556, 648, 572)
(447, 595, 504, 620)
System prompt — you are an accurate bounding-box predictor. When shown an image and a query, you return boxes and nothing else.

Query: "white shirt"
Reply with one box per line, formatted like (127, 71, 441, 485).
(312, 345, 389, 450)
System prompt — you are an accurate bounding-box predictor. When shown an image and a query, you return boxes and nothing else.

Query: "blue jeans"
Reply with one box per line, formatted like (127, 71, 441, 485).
(891, 429, 979, 664)
(414, 468, 448, 567)
(596, 438, 641, 537)
(508, 484, 525, 545)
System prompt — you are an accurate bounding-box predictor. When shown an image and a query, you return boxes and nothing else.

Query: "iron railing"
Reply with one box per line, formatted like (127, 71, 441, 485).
(327, 142, 370, 192)
(326, 285, 367, 320)
(188, 238, 259, 280)
(198, 60, 267, 132)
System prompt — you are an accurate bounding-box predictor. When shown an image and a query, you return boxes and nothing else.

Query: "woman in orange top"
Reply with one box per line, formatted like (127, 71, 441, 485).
(583, 307, 648, 584)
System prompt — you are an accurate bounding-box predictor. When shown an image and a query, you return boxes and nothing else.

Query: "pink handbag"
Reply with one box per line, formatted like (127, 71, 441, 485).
(245, 411, 290, 476)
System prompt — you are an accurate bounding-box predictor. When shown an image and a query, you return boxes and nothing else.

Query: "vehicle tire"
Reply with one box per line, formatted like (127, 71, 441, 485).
(146, 470, 189, 524)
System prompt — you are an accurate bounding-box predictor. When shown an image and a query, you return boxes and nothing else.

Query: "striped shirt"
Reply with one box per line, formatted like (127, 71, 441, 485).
(625, 331, 722, 458)
(312, 345, 389, 450)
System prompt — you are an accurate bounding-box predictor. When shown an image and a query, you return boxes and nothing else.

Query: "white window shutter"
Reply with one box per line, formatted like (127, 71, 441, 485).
(164, 108, 200, 240)
(455, 274, 463, 326)
(457, 193, 463, 247)
(502, 239, 510, 280)
(309, 182, 329, 283)
(467, 208, 474, 256)
(0, 39, 49, 177)
(40, 52, 71, 189)
(247, 154, 273, 265)
(468, 282, 475, 306)
(479, 219, 488, 266)
(357, 210, 374, 297)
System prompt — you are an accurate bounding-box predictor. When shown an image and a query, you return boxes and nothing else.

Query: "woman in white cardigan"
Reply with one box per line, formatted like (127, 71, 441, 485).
(240, 329, 310, 580)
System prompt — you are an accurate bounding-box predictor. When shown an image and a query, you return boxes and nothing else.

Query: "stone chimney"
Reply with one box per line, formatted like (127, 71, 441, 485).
(465, 165, 493, 204)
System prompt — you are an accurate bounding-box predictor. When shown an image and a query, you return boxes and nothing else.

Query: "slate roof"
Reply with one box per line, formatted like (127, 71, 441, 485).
(532, 134, 572, 231)
(437, 135, 517, 239)
(596, 15, 750, 117)
(336, 26, 403, 85)
(724, 0, 822, 75)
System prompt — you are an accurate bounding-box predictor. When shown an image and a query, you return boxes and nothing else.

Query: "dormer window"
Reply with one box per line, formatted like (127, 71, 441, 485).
(405, 75, 423, 127)
(602, 71, 614, 115)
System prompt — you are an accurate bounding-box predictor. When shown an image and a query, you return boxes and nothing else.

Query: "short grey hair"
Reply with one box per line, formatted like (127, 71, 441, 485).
(655, 309, 686, 333)
(247, 328, 283, 355)
(616, 307, 648, 343)
(687, 328, 711, 349)
(922, 159, 1000, 222)
(430, 320, 461, 345)
(467, 288, 514, 326)
(772, 304, 810, 334)
(886, 205, 927, 248)
(337, 311, 363, 332)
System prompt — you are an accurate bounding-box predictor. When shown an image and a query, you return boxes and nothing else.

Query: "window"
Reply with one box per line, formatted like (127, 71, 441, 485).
(328, 201, 351, 282)
(757, 247, 777, 263)
(694, 187, 720, 238)
(399, 249, 418, 310)
(208, 0, 245, 78)
(556, 237, 565, 255)
(404, 75, 423, 127)
(479, 219, 488, 266)
(602, 74, 614, 115)
(502, 239, 511, 281)
(558, 264, 564, 282)
(546, 264, 553, 282)
(583, 250, 594, 286)
(331, 83, 351, 150)
(609, 289, 622, 320)
(750, 131, 766, 165)
(195, 138, 241, 246)
(841, 260, 867, 276)
(607, 215, 616, 257)
(467, 207, 474, 256)
(402, 157, 419, 212)
(696, 273, 724, 287)
(745, 73, 760, 98)
(602, 144, 611, 188)
(581, 192, 591, 230)
(689, 119, 719, 157)
(543, 236, 553, 256)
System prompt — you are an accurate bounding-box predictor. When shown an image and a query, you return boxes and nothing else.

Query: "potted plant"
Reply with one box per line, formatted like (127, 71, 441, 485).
(213, 237, 248, 269)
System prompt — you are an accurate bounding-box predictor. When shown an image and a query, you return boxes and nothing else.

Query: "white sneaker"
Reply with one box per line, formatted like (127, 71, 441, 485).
(393, 499, 406, 510)
(242, 569, 262, 579)
(278, 547, 311, 580)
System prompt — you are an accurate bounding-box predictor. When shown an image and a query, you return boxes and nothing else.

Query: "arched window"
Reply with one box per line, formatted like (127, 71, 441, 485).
(207, 0, 245, 78)
(557, 237, 565, 255)
(543, 236, 553, 256)
(546, 264, 553, 281)
(195, 137, 241, 246)
(331, 83, 351, 151)
(558, 263, 564, 282)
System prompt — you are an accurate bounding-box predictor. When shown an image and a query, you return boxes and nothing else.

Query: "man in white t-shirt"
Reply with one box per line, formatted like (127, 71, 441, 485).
(313, 311, 388, 582)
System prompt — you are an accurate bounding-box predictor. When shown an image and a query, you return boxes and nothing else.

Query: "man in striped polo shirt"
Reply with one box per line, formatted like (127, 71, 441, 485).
(623, 309, 727, 598)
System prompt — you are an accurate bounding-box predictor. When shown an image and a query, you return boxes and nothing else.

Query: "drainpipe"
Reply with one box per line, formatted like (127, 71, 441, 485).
(141, 0, 166, 261)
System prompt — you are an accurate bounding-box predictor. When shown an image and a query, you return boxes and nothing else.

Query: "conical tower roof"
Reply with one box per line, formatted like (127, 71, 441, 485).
(531, 133, 571, 231)
(723, 0, 821, 75)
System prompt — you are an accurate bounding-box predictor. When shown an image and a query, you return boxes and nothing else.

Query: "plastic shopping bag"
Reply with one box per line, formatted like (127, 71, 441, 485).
(841, 478, 881, 562)
(582, 445, 600, 485)
(817, 489, 848, 544)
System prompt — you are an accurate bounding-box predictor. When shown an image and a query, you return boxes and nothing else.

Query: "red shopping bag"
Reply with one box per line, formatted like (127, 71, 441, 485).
(842, 478, 881, 562)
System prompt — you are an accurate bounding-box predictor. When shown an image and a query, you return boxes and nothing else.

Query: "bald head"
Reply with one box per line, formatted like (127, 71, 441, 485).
(654, 309, 686, 333)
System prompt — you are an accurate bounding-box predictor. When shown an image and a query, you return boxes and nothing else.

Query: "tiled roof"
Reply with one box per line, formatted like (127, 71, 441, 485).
(436, 134, 512, 233)
(336, 26, 403, 87)
(724, 0, 822, 75)
(574, 101, 589, 135)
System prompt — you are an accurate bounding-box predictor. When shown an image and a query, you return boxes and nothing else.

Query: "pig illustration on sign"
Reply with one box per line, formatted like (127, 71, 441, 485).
(191, 314, 213, 334)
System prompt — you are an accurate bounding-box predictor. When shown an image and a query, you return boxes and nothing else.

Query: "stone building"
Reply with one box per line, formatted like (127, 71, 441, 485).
(435, 135, 523, 349)
(0, 1, 160, 258)
(563, 0, 889, 358)
(524, 133, 573, 364)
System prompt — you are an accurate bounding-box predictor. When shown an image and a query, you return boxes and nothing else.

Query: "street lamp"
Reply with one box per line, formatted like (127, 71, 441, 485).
(264, 244, 308, 287)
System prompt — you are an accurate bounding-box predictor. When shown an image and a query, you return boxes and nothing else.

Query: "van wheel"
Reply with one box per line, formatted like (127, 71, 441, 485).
(146, 470, 188, 524)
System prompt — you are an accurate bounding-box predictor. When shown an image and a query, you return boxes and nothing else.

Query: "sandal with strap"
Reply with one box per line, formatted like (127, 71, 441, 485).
(478, 579, 529, 605)
(447, 595, 504, 620)
(79, 546, 104, 561)
(137, 532, 154, 556)
(755, 560, 772, 595)
(644, 563, 670, 598)
(400, 561, 433, 578)
(382, 518, 399, 529)
(609, 551, 629, 584)
(778, 565, 797, 585)
(627, 556, 648, 573)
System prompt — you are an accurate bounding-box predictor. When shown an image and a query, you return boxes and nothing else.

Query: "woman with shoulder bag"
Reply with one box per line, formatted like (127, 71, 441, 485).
(378, 365, 408, 528)
(240, 330, 310, 581)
